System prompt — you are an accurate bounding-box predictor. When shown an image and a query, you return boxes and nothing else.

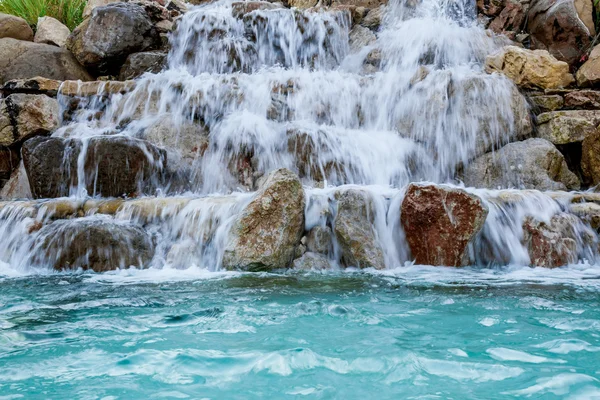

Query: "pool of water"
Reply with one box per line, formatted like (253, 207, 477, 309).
(1, 266, 599, 399)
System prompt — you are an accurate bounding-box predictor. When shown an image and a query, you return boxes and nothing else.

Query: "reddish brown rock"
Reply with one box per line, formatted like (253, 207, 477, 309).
(489, 0, 528, 35)
(581, 127, 600, 186)
(564, 90, 600, 109)
(522, 213, 580, 267)
(401, 183, 489, 267)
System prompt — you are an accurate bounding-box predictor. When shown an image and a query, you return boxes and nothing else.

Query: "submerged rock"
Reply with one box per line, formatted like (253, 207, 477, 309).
(462, 138, 580, 191)
(223, 169, 305, 271)
(334, 189, 385, 269)
(401, 183, 488, 267)
(32, 217, 154, 272)
(0, 13, 33, 41)
(67, 3, 160, 75)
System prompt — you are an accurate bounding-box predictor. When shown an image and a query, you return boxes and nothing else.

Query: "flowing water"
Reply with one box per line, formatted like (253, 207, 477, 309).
(1, 0, 600, 396)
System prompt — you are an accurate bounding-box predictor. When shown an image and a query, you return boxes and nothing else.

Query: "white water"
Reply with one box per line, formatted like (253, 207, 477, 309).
(0, 0, 597, 273)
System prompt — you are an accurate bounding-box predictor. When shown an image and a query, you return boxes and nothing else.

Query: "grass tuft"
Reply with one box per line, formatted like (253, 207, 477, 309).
(0, 0, 87, 31)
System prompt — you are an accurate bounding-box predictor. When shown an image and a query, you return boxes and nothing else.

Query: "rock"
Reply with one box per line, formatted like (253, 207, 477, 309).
(34, 16, 70, 47)
(536, 110, 600, 144)
(0, 38, 92, 84)
(82, 0, 120, 19)
(0, 13, 33, 41)
(59, 80, 136, 97)
(570, 202, 600, 229)
(231, 1, 283, 18)
(118, 51, 166, 80)
(477, 0, 505, 17)
(67, 3, 160, 75)
(462, 138, 580, 191)
(576, 45, 600, 88)
(401, 183, 488, 267)
(361, 6, 383, 29)
(349, 25, 376, 53)
(331, 0, 387, 7)
(0, 162, 31, 200)
(564, 90, 600, 109)
(575, 0, 596, 36)
(334, 189, 385, 269)
(288, 0, 318, 9)
(0, 94, 59, 147)
(1, 77, 62, 96)
(0, 147, 18, 187)
(222, 169, 305, 271)
(527, 0, 591, 66)
(306, 225, 333, 255)
(488, 0, 529, 35)
(581, 127, 600, 185)
(292, 252, 331, 270)
(33, 217, 154, 272)
(485, 46, 575, 89)
(522, 213, 581, 267)
(530, 95, 564, 112)
(22, 135, 167, 198)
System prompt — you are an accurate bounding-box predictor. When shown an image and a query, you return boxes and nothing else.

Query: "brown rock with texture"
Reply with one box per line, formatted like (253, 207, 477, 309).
(0, 13, 33, 41)
(581, 127, 600, 186)
(489, 0, 529, 35)
(401, 183, 488, 267)
(564, 90, 600, 109)
(522, 213, 581, 267)
(576, 45, 600, 88)
(222, 169, 305, 271)
(0, 94, 59, 147)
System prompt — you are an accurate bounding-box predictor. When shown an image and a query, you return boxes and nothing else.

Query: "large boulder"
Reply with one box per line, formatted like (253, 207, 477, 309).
(462, 138, 580, 190)
(34, 16, 70, 47)
(0, 94, 59, 147)
(576, 44, 600, 87)
(536, 110, 600, 145)
(222, 169, 305, 271)
(67, 3, 160, 75)
(401, 183, 488, 267)
(527, 0, 591, 66)
(333, 189, 385, 269)
(0, 13, 33, 41)
(485, 46, 574, 89)
(22, 135, 167, 198)
(581, 127, 600, 186)
(0, 38, 92, 84)
(32, 217, 154, 272)
(118, 51, 166, 80)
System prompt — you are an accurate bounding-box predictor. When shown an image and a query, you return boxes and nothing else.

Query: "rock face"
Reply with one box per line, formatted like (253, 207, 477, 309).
(527, 0, 592, 66)
(0, 38, 92, 84)
(462, 138, 580, 191)
(67, 3, 160, 75)
(485, 46, 574, 89)
(334, 189, 385, 269)
(0, 94, 59, 147)
(34, 16, 70, 47)
(576, 44, 600, 88)
(22, 135, 167, 198)
(536, 110, 600, 145)
(581, 128, 600, 185)
(0, 13, 33, 41)
(118, 51, 166, 80)
(222, 169, 305, 271)
(522, 213, 581, 267)
(33, 218, 154, 272)
(401, 183, 488, 267)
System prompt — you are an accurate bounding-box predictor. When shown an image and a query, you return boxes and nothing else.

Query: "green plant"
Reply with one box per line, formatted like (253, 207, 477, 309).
(0, 0, 87, 31)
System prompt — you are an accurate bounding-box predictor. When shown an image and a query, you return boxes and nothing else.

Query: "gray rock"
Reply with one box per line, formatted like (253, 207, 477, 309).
(361, 6, 383, 29)
(292, 252, 331, 270)
(349, 25, 376, 53)
(67, 3, 160, 75)
(334, 189, 385, 269)
(0, 13, 33, 41)
(462, 138, 580, 191)
(118, 51, 166, 80)
(34, 16, 70, 47)
(306, 225, 333, 255)
(0, 94, 59, 147)
(536, 110, 600, 145)
(0, 38, 92, 84)
(0, 161, 31, 200)
(223, 168, 305, 271)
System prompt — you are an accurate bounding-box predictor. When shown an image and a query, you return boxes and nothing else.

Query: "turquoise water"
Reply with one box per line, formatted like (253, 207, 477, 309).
(1, 266, 599, 399)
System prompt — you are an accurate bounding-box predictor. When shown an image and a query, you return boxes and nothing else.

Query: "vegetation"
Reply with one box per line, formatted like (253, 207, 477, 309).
(0, 0, 87, 31)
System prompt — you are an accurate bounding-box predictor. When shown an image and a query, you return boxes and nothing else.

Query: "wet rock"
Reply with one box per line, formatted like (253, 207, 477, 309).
(530, 95, 564, 112)
(334, 189, 385, 269)
(288, 0, 318, 8)
(306, 225, 333, 255)
(570, 202, 600, 229)
(59, 80, 136, 97)
(0, 94, 59, 147)
(67, 3, 160, 75)
(576, 44, 600, 88)
(331, 0, 387, 7)
(581, 127, 600, 186)
(118, 51, 166, 80)
(0, 38, 92, 84)
(527, 0, 591, 66)
(0, 147, 18, 187)
(0, 13, 33, 41)
(34, 16, 70, 47)
(485, 46, 574, 89)
(361, 6, 383, 29)
(477, 0, 505, 17)
(223, 169, 305, 271)
(0, 162, 32, 200)
(1, 77, 62, 97)
(349, 25, 376, 53)
(292, 252, 331, 270)
(522, 213, 582, 267)
(564, 90, 600, 109)
(232, 1, 283, 18)
(22, 135, 166, 198)
(462, 138, 580, 191)
(536, 110, 600, 145)
(33, 217, 154, 272)
(401, 183, 488, 267)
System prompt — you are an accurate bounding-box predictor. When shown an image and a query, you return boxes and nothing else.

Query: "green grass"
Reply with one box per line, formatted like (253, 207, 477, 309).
(0, 0, 87, 31)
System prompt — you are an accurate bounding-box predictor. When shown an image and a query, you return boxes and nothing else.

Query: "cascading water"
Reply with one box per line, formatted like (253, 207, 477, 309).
(0, 0, 596, 273)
